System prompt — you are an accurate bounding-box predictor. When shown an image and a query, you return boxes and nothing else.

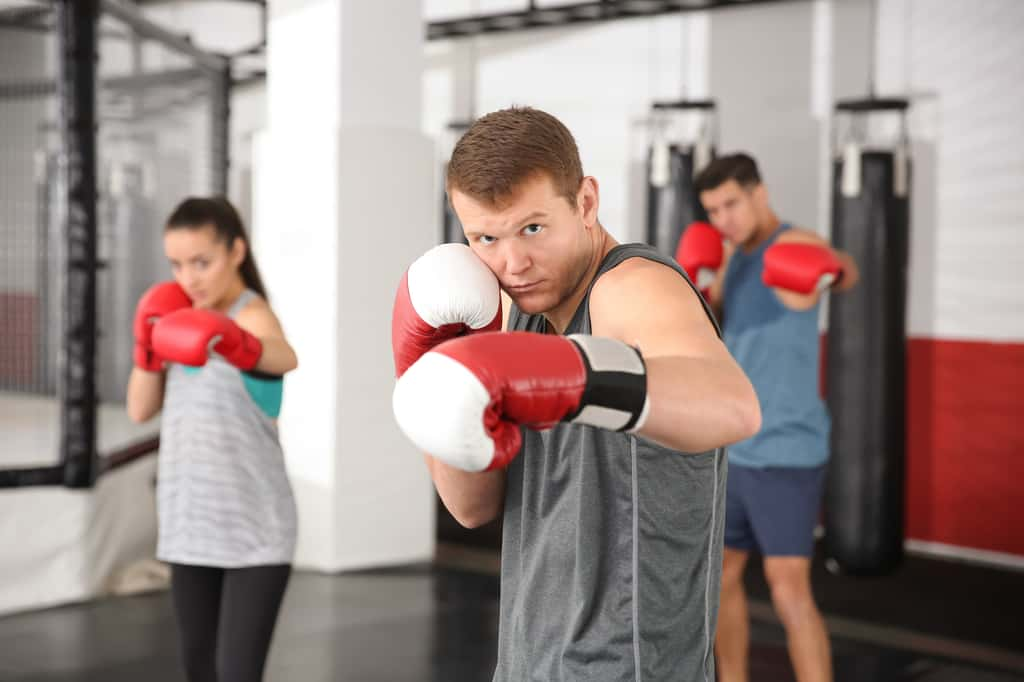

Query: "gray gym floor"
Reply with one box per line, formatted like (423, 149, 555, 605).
(0, 562, 1021, 682)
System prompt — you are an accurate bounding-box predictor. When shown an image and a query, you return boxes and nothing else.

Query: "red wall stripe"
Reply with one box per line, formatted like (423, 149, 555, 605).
(905, 337, 1024, 556)
(820, 335, 1024, 557)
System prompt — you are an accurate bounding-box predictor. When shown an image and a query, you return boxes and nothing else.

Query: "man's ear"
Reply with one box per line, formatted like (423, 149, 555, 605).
(578, 176, 600, 228)
(752, 182, 769, 205)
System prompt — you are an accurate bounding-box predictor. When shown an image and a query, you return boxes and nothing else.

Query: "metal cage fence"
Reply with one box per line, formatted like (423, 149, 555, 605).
(0, 0, 229, 487)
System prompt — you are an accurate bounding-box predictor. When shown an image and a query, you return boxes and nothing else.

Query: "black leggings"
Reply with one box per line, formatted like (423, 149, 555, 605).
(170, 563, 291, 682)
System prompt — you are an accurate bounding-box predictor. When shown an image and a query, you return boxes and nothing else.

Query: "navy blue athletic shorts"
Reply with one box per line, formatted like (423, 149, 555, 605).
(724, 462, 827, 557)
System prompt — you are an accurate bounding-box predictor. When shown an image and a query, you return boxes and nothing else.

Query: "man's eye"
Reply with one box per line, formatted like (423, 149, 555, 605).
(523, 224, 543, 235)
(479, 235, 496, 245)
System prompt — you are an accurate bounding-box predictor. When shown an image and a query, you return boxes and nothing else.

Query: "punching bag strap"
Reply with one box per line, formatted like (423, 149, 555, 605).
(650, 136, 671, 188)
(841, 141, 862, 198)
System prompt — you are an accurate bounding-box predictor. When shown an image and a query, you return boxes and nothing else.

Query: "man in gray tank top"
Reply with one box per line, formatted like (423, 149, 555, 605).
(391, 108, 762, 681)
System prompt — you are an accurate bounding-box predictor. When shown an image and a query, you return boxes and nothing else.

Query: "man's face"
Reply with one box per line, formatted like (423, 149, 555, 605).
(699, 179, 763, 245)
(452, 174, 593, 316)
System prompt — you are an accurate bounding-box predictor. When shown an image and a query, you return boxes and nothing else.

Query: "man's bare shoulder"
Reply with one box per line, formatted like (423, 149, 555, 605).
(776, 226, 829, 246)
(589, 256, 701, 333)
(591, 256, 685, 300)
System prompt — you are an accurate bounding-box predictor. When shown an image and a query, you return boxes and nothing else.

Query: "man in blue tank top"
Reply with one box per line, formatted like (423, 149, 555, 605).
(686, 153, 860, 682)
(391, 108, 763, 680)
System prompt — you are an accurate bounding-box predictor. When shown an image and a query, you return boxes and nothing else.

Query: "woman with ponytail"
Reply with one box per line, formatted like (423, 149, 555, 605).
(126, 196, 298, 682)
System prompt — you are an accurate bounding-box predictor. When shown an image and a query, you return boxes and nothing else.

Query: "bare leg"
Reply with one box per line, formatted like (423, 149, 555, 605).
(715, 548, 751, 682)
(764, 557, 832, 682)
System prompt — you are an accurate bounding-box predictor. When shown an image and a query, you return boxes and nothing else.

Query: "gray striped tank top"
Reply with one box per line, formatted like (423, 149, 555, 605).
(157, 290, 297, 567)
(496, 243, 727, 681)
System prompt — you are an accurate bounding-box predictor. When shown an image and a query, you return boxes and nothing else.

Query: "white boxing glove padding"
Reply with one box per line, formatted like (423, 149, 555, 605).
(392, 351, 496, 473)
(407, 244, 501, 330)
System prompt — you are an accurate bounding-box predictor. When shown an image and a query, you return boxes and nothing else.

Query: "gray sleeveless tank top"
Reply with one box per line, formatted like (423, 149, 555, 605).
(497, 243, 727, 682)
(157, 290, 297, 567)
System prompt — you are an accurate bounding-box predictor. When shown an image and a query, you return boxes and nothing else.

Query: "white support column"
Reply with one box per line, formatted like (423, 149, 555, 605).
(255, 0, 436, 572)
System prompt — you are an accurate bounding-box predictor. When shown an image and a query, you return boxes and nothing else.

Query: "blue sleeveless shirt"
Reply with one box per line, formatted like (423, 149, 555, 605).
(722, 225, 830, 469)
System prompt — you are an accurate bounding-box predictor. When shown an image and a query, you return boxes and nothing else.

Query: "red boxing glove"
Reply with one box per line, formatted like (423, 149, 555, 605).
(392, 243, 502, 377)
(151, 308, 262, 370)
(392, 332, 649, 472)
(133, 281, 192, 371)
(675, 222, 723, 297)
(762, 243, 843, 295)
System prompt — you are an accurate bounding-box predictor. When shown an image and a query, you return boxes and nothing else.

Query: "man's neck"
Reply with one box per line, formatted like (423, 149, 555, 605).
(545, 226, 616, 335)
(742, 213, 782, 253)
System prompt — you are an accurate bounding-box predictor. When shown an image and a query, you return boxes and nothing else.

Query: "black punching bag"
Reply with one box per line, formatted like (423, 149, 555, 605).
(824, 100, 910, 575)
(644, 100, 715, 257)
(646, 145, 710, 256)
(441, 183, 467, 245)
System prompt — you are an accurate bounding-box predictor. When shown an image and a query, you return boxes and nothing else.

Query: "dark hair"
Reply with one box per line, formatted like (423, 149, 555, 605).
(165, 196, 268, 299)
(446, 106, 583, 208)
(694, 153, 762, 194)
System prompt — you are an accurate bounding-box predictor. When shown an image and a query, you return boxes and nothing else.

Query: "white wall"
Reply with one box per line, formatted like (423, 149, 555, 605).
(876, 0, 1024, 341)
(424, 15, 691, 243)
(708, 1, 822, 232)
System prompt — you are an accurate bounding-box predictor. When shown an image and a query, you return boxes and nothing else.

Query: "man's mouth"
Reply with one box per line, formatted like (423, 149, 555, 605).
(506, 281, 540, 293)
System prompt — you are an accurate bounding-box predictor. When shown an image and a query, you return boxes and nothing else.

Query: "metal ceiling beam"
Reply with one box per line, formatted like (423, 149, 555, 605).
(129, 0, 264, 5)
(0, 5, 50, 32)
(0, 66, 209, 100)
(427, 0, 807, 41)
(99, 0, 228, 71)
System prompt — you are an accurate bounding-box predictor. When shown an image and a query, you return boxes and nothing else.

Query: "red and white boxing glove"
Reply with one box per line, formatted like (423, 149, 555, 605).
(392, 243, 502, 377)
(392, 331, 649, 472)
(674, 221, 723, 297)
(762, 243, 843, 295)
(133, 281, 192, 372)
(151, 308, 262, 370)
